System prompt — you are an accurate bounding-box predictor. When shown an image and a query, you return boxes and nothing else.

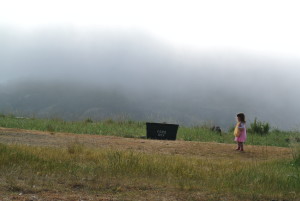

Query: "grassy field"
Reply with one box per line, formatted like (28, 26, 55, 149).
(0, 114, 300, 200)
(0, 142, 299, 200)
(0, 114, 299, 147)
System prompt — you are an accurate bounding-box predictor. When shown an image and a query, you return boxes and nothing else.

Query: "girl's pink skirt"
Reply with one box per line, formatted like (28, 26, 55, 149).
(234, 131, 247, 142)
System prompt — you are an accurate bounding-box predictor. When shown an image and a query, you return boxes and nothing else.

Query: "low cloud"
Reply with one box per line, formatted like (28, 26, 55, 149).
(0, 28, 299, 130)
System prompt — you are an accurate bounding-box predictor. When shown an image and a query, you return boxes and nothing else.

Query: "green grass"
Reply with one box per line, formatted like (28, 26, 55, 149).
(0, 114, 299, 147)
(0, 143, 299, 200)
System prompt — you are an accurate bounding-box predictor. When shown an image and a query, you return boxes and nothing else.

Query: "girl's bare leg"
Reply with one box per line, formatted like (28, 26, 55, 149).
(240, 142, 244, 151)
(236, 142, 240, 150)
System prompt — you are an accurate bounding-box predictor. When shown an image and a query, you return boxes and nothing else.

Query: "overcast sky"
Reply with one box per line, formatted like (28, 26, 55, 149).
(1, 0, 300, 60)
(1, 0, 300, 129)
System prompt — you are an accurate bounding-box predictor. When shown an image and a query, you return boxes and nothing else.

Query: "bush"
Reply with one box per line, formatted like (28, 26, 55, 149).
(104, 119, 114, 124)
(84, 118, 93, 123)
(249, 118, 270, 135)
(46, 124, 55, 132)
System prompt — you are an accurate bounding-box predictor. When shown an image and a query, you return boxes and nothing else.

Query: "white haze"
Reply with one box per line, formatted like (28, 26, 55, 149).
(1, 0, 300, 58)
(0, 28, 300, 130)
(1, 0, 300, 129)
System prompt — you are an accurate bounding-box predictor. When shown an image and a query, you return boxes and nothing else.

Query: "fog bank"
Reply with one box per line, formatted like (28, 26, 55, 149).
(1, 28, 299, 130)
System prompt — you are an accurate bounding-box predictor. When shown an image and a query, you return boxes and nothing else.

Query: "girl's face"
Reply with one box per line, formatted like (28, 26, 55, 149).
(236, 116, 241, 122)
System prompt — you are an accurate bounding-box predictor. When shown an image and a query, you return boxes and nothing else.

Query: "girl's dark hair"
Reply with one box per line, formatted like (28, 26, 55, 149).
(237, 113, 246, 123)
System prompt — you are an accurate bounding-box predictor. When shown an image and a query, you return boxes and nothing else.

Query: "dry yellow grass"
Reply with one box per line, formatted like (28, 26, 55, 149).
(0, 127, 292, 161)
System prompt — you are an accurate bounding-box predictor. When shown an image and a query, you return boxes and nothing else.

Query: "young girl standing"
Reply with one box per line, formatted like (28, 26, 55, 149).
(234, 113, 247, 151)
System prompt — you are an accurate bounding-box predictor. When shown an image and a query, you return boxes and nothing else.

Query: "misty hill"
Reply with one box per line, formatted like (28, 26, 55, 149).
(1, 29, 299, 130)
(0, 77, 298, 130)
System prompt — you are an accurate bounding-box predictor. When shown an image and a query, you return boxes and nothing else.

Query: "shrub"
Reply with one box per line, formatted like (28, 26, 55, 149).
(46, 124, 55, 132)
(249, 118, 270, 135)
(84, 118, 93, 123)
(104, 119, 114, 124)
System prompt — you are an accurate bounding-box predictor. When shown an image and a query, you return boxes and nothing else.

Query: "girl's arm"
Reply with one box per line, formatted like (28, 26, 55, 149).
(238, 123, 245, 132)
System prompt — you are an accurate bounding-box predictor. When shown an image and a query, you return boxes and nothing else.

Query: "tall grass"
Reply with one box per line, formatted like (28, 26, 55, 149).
(0, 114, 299, 147)
(0, 143, 299, 200)
(0, 115, 145, 138)
(290, 139, 300, 167)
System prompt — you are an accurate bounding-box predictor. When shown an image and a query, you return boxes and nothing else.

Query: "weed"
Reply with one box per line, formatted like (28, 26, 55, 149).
(46, 124, 55, 132)
(67, 141, 85, 154)
(84, 118, 93, 123)
(104, 119, 114, 124)
(249, 118, 270, 135)
(290, 140, 300, 166)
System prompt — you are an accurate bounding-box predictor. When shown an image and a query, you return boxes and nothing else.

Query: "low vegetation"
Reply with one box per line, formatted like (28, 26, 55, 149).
(0, 114, 299, 147)
(248, 117, 270, 135)
(0, 143, 299, 200)
(0, 114, 300, 200)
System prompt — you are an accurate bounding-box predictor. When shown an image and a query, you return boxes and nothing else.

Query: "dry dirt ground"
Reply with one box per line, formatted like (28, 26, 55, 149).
(0, 127, 294, 201)
(0, 127, 292, 161)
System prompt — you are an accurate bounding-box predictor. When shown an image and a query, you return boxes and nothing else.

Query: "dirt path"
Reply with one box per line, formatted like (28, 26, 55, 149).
(0, 127, 292, 161)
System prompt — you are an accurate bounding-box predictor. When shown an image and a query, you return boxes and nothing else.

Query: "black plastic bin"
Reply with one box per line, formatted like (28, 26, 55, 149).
(146, 122, 179, 140)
